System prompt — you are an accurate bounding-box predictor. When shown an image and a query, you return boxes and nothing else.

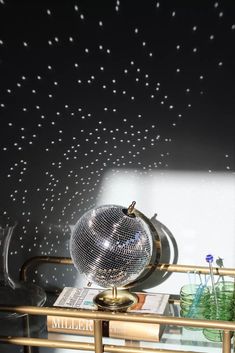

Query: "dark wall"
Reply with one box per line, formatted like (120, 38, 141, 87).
(0, 0, 234, 286)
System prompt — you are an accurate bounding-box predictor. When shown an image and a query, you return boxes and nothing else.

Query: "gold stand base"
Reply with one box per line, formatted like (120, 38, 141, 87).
(93, 288, 138, 311)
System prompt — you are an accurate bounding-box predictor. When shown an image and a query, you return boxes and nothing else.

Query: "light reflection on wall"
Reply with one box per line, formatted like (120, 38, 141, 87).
(97, 169, 235, 294)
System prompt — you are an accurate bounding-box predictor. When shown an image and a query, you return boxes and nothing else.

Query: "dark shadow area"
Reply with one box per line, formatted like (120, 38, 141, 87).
(133, 213, 179, 291)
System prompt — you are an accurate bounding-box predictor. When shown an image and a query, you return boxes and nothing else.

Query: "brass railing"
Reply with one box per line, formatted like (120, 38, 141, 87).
(19, 256, 235, 282)
(0, 304, 234, 353)
(0, 256, 234, 353)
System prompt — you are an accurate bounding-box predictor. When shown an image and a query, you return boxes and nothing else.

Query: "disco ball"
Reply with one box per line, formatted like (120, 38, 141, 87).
(70, 202, 161, 310)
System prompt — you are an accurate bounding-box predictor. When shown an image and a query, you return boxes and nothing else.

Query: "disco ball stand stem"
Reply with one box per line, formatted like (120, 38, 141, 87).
(93, 286, 138, 311)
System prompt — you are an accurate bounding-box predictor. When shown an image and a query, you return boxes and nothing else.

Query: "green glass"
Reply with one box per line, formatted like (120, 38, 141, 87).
(203, 281, 235, 342)
(180, 284, 210, 330)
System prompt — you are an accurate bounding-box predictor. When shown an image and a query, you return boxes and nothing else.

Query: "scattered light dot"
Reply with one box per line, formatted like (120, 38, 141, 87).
(0, 1, 234, 259)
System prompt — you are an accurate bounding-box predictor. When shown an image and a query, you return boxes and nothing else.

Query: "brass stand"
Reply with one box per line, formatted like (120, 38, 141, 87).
(94, 287, 138, 311)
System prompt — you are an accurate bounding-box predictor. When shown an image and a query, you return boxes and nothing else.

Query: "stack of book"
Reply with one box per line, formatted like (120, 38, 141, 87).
(47, 287, 170, 342)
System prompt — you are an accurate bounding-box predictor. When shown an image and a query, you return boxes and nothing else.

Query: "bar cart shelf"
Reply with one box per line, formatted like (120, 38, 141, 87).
(0, 256, 235, 353)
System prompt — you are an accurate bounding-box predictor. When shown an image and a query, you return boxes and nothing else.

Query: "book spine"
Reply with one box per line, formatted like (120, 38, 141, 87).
(47, 316, 160, 342)
(47, 316, 109, 337)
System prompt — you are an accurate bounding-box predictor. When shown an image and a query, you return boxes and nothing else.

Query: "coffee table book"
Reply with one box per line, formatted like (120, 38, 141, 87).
(47, 287, 169, 342)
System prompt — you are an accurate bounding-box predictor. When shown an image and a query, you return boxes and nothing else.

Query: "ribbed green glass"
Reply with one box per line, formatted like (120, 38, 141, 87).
(203, 281, 235, 342)
(180, 284, 210, 330)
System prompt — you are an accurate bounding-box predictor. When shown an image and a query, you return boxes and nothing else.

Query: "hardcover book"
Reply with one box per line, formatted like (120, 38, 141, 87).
(47, 287, 169, 342)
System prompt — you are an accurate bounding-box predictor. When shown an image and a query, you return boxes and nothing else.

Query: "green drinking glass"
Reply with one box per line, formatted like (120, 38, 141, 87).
(180, 284, 210, 330)
(203, 281, 235, 342)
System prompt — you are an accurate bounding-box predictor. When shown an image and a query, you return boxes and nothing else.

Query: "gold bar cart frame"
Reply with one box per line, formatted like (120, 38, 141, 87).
(0, 256, 234, 353)
(19, 256, 235, 282)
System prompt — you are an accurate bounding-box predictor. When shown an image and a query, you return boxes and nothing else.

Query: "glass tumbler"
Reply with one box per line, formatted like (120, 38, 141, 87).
(203, 281, 235, 342)
(180, 284, 210, 330)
